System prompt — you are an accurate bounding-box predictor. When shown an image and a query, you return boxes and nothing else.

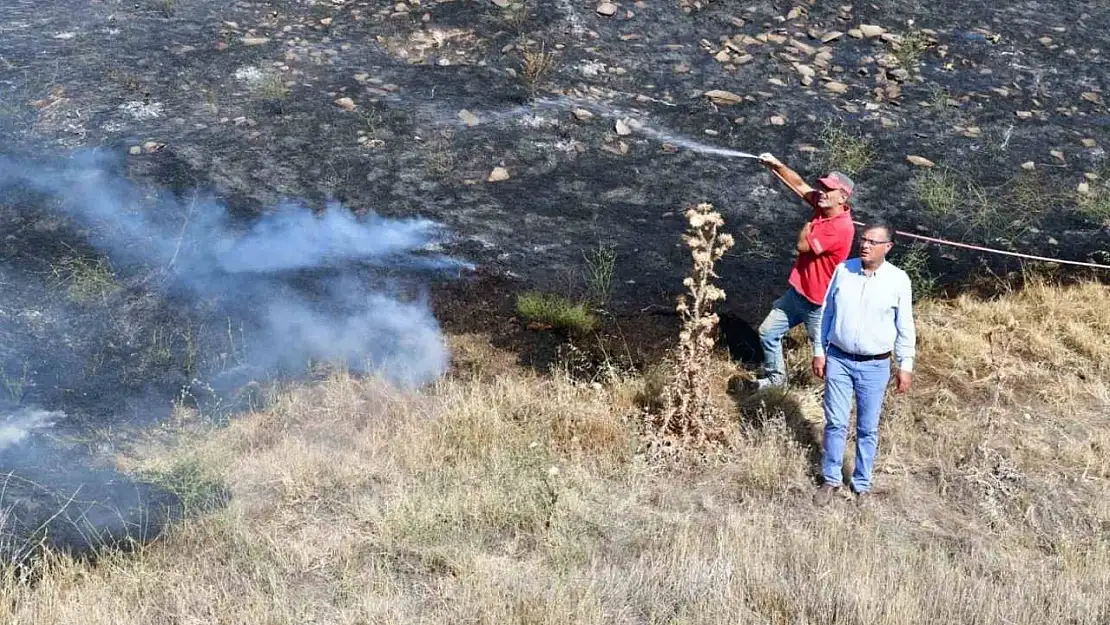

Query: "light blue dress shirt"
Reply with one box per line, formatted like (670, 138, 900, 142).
(818, 258, 917, 372)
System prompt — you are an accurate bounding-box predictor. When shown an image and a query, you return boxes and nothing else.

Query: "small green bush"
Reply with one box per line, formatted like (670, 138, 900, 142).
(515, 292, 598, 334)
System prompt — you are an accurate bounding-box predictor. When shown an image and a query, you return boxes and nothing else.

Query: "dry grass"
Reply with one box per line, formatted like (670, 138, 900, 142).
(2, 280, 1110, 624)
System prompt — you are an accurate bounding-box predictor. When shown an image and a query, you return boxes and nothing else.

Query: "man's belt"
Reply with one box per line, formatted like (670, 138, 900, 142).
(831, 345, 891, 362)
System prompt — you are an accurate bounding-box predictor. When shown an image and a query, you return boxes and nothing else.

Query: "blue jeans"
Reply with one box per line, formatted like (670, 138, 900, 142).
(821, 345, 891, 493)
(757, 288, 823, 386)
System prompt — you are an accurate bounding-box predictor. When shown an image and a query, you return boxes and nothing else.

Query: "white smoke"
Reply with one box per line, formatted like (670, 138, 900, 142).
(0, 408, 62, 453)
(0, 149, 463, 389)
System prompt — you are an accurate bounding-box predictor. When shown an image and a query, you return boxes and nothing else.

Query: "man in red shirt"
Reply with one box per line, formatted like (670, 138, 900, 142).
(750, 153, 857, 390)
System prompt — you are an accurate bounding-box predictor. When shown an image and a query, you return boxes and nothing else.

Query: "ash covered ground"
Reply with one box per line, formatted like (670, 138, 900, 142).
(0, 0, 1108, 556)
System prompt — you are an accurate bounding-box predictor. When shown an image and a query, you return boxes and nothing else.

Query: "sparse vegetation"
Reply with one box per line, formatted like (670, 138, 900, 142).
(581, 244, 617, 307)
(0, 361, 30, 403)
(892, 240, 939, 300)
(912, 166, 963, 218)
(516, 291, 598, 334)
(519, 44, 555, 98)
(814, 122, 876, 176)
(49, 255, 120, 304)
(892, 29, 932, 67)
(1076, 176, 1110, 225)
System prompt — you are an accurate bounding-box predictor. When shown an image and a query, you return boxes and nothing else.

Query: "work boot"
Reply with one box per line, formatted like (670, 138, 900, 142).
(813, 483, 839, 507)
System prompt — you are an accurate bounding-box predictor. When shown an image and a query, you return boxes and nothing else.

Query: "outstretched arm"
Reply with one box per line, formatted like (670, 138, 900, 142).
(759, 153, 815, 202)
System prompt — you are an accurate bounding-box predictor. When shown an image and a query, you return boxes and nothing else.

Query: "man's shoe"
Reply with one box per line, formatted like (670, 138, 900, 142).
(813, 483, 839, 507)
(754, 377, 786, 391)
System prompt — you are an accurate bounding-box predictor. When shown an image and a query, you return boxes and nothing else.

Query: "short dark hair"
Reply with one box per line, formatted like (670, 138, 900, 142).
(861, 219, 895, 243)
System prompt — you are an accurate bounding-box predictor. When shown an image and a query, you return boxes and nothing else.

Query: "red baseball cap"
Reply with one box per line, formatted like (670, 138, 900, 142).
(818, 171, 855, 197)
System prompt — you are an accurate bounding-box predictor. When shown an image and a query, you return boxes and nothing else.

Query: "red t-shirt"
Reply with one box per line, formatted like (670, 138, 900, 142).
(788, 192, 855, 305)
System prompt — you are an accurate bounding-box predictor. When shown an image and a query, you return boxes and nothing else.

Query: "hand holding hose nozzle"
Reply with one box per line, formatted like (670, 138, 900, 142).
(758, 152, 783, 168)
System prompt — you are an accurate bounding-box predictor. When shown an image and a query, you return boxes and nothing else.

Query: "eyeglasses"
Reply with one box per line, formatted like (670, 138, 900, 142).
(859, 237, 891, 246)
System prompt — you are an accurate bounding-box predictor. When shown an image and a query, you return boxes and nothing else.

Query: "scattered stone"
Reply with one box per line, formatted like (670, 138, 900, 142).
(859, 24, 885, 38)
(354, 73, 370, 82)
(1016, 110, 1033, 119)
(1050, 150, 1065, 162)
(320, 17, 333, 26)
(703, 89, 743, 105)
(142, 141, 164, 153)
(825, 81, 849, 94)
(1078, 182, 1091, 194)
(458, 109, 479, 126)
(334, 97, 356, 111)
(848, 28, 863, 38)
(492, 0, 511, 5)
(906, 155, 934, 167)
(241, 36, 270, 46)
(615, 119, 633, 135)
(488, 166, 510, 182)
(596, 2, 618, 16)
(674, 62, 691, 73)
(733, 54, 754, 65)
(572, 108, 594, 121)
(1039, 36, 1052, 46)
(1081, 91, 1102, 103)
(1085, 172, 1100, 181)
(1081, 138, 1097, 147)
(1021, 161, 1036, 171)
(822, 31, 844, 43)
(704, 129, 719, 136)
(790, 39, 816, 55)
(770, 115, 786, 125)
(714, 50, 731, 63)
(785, 6, 804, 20)
(769, 78, 787, 87)
(128, 146, 142, 155)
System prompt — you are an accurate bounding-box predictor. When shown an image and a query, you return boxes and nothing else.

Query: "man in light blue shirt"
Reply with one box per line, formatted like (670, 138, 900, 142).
(812, 220, 916, 506)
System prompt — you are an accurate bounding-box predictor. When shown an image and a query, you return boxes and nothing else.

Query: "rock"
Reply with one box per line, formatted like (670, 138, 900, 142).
(768, 78, 787, 87)
(1021, 161, 1036, 171)
(128, 146, 142, 155)
(822, 31, 844, 42)
(488, 166, 510, 182)
(596, 2, 618, 16)
(1039, 36, 1052, 46)
(785, 6, 803, 20)
(1016, 110, 1033, 119)
(790, 39, 816, 55)
(143, 141, 165, 153)
(1082, 138, 1097, 147)
(615, 119, 633, 135)
(572, 108, 594, 121)
(770, 115, 786, 125)
(825, 81, 849, 94)
(906, 155, 934, 167)
(674, 62, 691, 73)
(1081, 92, 1102, 103)
(492, 0, 511, 5)
(714, 50, 731, 63)
(703, 89, 743, 105)
(1050, 150, 1065, 162)
(733, 54, 754, 65)
(859, 24, 885, 38)
(320, 17, 333, 26)
(458, 109, 479, 126)
(241, 36, 271, 46)
(1078, 182, 1091, 195)
(848, 28, 863, 38)
(334, 97, 356, 111)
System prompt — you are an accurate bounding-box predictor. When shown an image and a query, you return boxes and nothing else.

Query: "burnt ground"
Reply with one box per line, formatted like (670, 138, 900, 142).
(0, 0, 1108, 556)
